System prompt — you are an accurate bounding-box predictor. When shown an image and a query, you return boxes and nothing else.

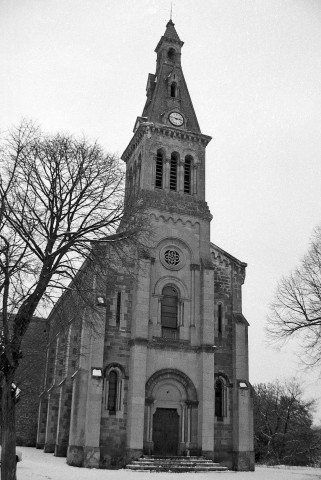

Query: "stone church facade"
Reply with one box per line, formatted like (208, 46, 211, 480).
(36, 20, 254, 471)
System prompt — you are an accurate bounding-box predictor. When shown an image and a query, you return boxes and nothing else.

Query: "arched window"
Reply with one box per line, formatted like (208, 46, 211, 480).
(136, 153, 142, 189)
(161, 286, 178, 339)
(170, 82, 177, 98)
(215, 377, 226, 420)
(104, 365, 124, 415)
(184, 156, 192, 194)
(155, 150, 163, 189)
(218, 303, 223, 335)
(132, 162, 137, 194)
(107, 371, 117, 412)
(167, 48, 176, 62)
(170, 153, 178, 191)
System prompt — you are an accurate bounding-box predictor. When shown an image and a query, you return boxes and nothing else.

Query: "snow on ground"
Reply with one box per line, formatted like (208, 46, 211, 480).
(16, 447, 321, 480)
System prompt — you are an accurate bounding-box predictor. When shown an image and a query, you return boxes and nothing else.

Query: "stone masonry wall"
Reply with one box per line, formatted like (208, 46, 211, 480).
(212, 248, 235, 463)
(15, 317, 49, 446)
(99, 272, 133, 468)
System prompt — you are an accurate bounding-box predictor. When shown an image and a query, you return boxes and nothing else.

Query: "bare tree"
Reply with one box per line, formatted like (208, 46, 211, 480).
(253, 379, 321, 465)
(0, 120, 148, 480)
(267, 226, 321, 368)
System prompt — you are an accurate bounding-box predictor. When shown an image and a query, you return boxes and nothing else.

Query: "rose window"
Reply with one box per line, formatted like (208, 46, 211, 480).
(164, 249, 180, 266)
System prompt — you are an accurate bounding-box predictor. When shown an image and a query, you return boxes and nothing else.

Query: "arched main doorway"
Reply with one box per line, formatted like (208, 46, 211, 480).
(144, 369, 198, 456)
(153, 408, 179, 455)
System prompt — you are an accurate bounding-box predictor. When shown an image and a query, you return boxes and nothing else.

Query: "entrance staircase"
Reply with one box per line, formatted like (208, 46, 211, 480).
(126, 455, 228, 472)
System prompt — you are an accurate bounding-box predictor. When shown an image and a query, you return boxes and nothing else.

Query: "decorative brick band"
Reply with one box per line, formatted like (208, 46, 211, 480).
(141, 189, 212, 221)
(121, 123, 211, 163)
(128, 337, 149, 347)
(199, 344, 216, 353)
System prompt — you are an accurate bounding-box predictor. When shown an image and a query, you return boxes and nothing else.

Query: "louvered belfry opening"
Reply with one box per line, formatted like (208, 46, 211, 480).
(170, 153, 178, 191)
(155, 150, 163, 189)
(184, 156, 192, 194)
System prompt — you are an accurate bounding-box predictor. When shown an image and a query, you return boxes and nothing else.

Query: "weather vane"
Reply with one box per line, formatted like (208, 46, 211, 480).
(170, 1, 173, 20)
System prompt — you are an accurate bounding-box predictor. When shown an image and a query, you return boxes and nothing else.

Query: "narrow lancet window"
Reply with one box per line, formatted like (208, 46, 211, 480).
(170, 153, 178, 191)
(116, 291, 121, 326)
(184, 156, 192, 194)
(218, 303, 223, 335)
(215, 378, 224, 418)
(107, 371, 117, 412)
(155, 151, 163, 189)
(170, 82, 177, 98)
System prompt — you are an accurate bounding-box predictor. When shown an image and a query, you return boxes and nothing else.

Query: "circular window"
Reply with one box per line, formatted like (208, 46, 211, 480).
(164, 249, 180, 266)
(160, 245, 185, 271)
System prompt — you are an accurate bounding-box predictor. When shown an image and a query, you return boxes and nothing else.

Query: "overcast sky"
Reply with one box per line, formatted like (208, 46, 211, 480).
(2, 0, 321, 421)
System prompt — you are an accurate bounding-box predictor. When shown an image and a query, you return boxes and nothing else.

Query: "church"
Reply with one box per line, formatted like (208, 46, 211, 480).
(36, 19, 254, 471)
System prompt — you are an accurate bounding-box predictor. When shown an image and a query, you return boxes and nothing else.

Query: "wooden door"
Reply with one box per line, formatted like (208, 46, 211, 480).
(153, 408, 179, 456)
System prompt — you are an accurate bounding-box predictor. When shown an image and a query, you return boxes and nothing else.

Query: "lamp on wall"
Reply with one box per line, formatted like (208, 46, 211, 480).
(238, 381, 248, 389)
(96, 296, 106, 306)
(92, 368, 103, 378)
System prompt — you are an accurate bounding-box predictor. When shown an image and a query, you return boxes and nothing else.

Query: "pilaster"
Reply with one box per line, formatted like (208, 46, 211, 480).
(126, 339, 148, 455)
(44, 388, 59, 453)
(36, 394, 48, 449)
(198, 346, 215, 458)
(55, 378, 73, 457)
(67, 309, 106, 468)
(232, 314, 254, 470)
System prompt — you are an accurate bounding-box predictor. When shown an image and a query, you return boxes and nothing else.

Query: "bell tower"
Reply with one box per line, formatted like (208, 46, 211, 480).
(122, 19, 216, 462)
(122, 20, 213, 259)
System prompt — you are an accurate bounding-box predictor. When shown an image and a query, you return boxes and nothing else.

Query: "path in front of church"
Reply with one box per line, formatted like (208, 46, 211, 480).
(16, 447, 321, 480)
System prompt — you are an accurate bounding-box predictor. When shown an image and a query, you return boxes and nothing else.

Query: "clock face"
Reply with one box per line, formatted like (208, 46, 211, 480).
(169, 112, 184, 126)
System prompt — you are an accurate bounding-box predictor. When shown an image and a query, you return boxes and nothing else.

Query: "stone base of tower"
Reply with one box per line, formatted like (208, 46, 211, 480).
(99, 447, 142, 469)
(233, 450, 255, 471)
(201, 450, 215, 461)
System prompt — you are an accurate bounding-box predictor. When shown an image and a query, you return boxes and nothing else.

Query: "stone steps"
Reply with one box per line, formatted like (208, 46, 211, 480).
(126, 455, 228, 472)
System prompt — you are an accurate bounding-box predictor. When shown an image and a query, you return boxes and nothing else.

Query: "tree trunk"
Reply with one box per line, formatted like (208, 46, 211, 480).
(1, 374, 17, 480)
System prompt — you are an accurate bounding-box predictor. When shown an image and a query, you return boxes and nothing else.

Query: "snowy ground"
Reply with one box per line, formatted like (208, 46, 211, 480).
(16, 447, 321, 480)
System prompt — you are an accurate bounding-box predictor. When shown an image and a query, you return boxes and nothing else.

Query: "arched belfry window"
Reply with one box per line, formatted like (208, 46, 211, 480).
(155, 150, 164, 189)
(104, 365, 124, 415)
(170, 152, 178, 191)
(184, 156, 192, 194)
(161, 286, 178, 339)
(167, 48, 176, 62)
(170, 82, 177, 98)
(215, 377, 226, 420)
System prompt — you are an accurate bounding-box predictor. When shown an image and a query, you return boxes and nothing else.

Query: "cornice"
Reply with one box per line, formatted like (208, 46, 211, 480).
(155, 36, 184, 52)
(211, 242, 247, 278)
(141, 189, 213, 222)
(148, 337, 216, 354)
(121, 122, 212, 163)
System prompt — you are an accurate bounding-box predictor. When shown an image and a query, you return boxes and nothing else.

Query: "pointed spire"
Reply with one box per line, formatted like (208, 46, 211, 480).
(155, 19, 184, 53)
(163, 19, 181, 43)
